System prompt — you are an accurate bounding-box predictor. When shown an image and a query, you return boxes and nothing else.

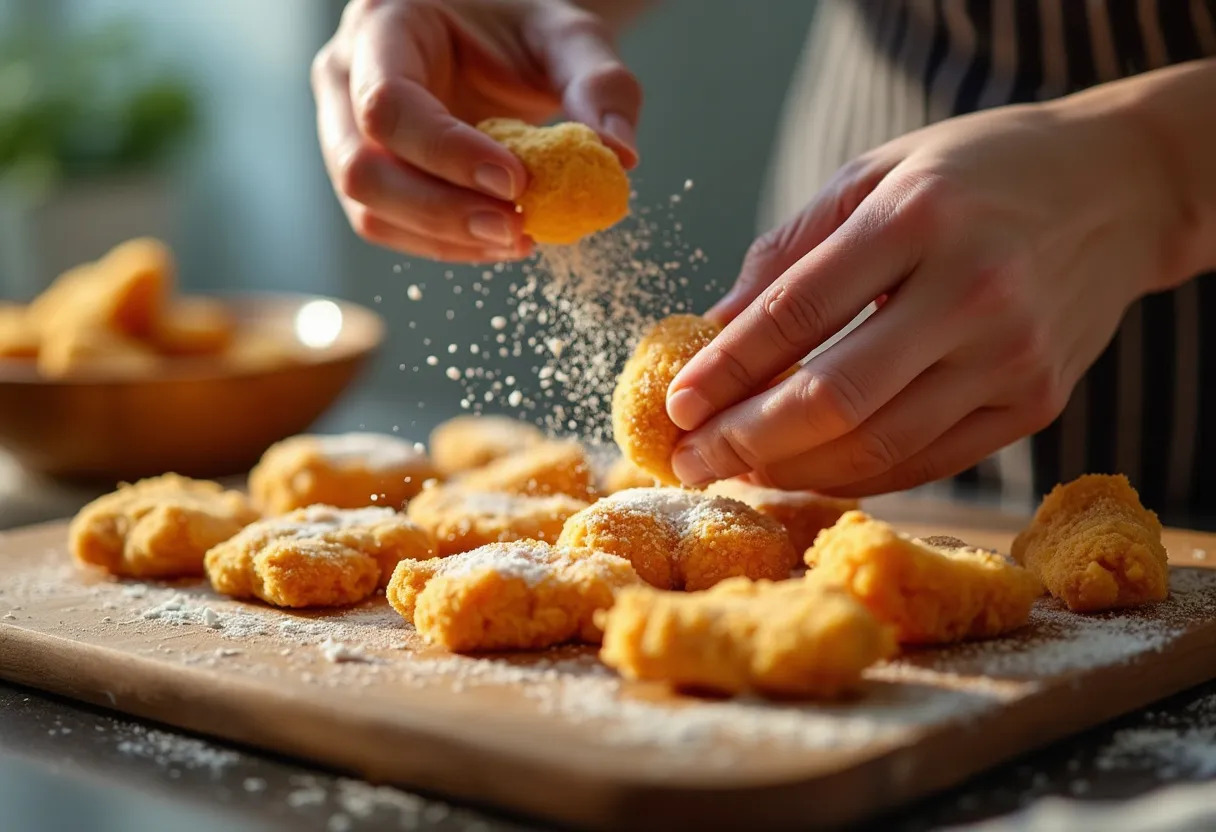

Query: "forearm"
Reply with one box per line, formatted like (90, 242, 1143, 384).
(1065, 58, 1216, 287)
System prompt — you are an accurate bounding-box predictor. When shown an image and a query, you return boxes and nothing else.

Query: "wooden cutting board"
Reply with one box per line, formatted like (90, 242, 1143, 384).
(2, 503, 1216, 831)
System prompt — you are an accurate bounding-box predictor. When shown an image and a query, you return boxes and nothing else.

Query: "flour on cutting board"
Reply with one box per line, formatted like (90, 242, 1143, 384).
(7, 554, 1216, 765)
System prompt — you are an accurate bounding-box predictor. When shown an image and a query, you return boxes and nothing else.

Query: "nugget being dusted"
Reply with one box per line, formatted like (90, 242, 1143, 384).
(408, 484, 589, 556)
(387, 540, 642, 651)
(806, 512, 1041, 644)
(249, 432, 438, 515)
(71, 474, 258, 578)
(612, 315, 720, 485)
(457, 439, 594, 499)
(429, 415, 545, 476)
(558, 487, 798, 590)
(599, 577, 893, 698)
(205, 506, 435, 608)
(1012, 474, 1168, 612)
(707, 479, 858, 553)
(477, 118, 629, 245)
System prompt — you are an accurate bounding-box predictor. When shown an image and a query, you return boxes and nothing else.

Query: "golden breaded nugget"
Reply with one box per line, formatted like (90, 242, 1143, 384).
(600, 454, 659, 494)
(706, 479, 858, 553)
(558, 487, 798, 591)
(0, 304, 39, 359)
(70, 474, 258, 578)
(30, 238, 173, 339)
(407, 484, 589, 556)
(387, 540, 641, 651)
(205, 505, 435, 607)
(151, 297, 235, 356)
(1012, 474, 1168, 612)
(599, 576, 894, 698)
(612, 315, 719, 485)
(37, 322, 162, 378)
(249, 433, 439, 515)
(477, 118, 629, 245)
(806, 511, 1041, 644)
(457, 439, 594, 499)
(429, 415, 545, 476)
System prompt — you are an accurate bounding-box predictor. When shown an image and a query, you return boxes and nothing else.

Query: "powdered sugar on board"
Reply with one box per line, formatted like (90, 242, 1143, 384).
(4, 535, 1216, 768)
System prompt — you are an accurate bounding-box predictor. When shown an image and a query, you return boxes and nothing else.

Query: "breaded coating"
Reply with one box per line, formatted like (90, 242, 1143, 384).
(205, 505, 436, 608)
(612, 315, 720, 485)
(29, 238, 172, 339)
(0, 304, 39, 359)
(707, 479, 858, 553)
(806, 511, 1042, 644)
(151, 297, 235, 356)
(1012, 474, 1168, 612)
(37, 322, 162, 378)
(429, 415, 546, 476)
(600, 454, 659, 494)
(387, 540, 641, 651)
(70, 474, 258, 578)
(457, 439, 594, 499)
(249, 433, 439, 515)
(599, 576, 894, 698)
(477, 118, 629, 245)
(407, 484, 589, 556)
(558, 487, 798, 591)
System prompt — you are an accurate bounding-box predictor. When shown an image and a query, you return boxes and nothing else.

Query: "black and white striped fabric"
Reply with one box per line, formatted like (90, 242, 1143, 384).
(760, 0, 1216, 519)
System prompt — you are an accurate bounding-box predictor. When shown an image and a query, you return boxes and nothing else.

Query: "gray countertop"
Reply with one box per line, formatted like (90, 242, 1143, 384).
(3, 395, 1216, 832)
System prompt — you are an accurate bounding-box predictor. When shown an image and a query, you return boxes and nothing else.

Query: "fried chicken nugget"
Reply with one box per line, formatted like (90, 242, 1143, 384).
(599, 576, 894, 698)
(600, 454, 659, 494)
(29, 238, 173, 339)
(1012, 474, 1168, 612)
(407, 483, 589, 556)
(70, 474, 258, 578)
(477, 118, 629, 245)
(249, 433, 439, 515)
(612, 315, 720, 485)
(706, 479, 858, 553)
(806, 511, 1042, 644)
(0, 304, 39, 359)
(151, 296, 235, 356)
(456, 439, 594, 499)
(387, 539, 642, 651)
(558, 487, 798, 591)
(205, 506, 436, 608)
(429, 414, 546, 476)
(37, 322, 162, 378)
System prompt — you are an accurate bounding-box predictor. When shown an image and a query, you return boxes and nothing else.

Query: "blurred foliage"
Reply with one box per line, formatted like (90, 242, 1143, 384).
(0, 18, 198, 198)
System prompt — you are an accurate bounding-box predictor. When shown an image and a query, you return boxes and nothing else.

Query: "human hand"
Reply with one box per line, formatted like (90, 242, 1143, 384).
(313, 0, 641, 262)
(665, 90, 1201, 497)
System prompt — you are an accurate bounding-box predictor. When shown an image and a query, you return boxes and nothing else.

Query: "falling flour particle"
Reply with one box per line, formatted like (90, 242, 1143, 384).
(406, 285, 422, 301)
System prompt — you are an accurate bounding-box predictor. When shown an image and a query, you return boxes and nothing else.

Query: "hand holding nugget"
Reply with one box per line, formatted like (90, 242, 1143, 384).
(311, 0, 640, 261)
(1012, 474, 1168, 612)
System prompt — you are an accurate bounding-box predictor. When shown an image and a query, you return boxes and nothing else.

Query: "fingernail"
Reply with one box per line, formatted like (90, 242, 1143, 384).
(600, 113, 637, 159)
(468, 212, 515, 246)
(667, 387, 714, 431)
(473, 163, 517, 201)
(672, 445, 714, 487)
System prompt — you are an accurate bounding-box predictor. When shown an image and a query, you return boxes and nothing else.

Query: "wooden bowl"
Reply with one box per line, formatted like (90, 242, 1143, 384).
(0, 293, 384, 482)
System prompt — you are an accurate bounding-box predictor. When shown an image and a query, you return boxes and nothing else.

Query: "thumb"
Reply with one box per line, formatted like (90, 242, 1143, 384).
(525, 6, 642, 167)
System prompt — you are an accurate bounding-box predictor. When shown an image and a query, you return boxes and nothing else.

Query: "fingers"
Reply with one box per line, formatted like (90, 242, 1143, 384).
(811, 406, 1029, 498)
(525, 7, 642, 167)
(348, 3, 529, 201)
(669, 283, 949, 486)
(338, 197, 526, 262)
(667, 178, 924, 434)
(314, 30, 530, 261)
(706, 157, 896, 325)
(750, 363, 989, 491)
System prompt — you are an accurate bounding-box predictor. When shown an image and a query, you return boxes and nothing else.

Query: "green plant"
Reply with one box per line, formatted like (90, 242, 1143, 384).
(0, 18, 197, 198)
